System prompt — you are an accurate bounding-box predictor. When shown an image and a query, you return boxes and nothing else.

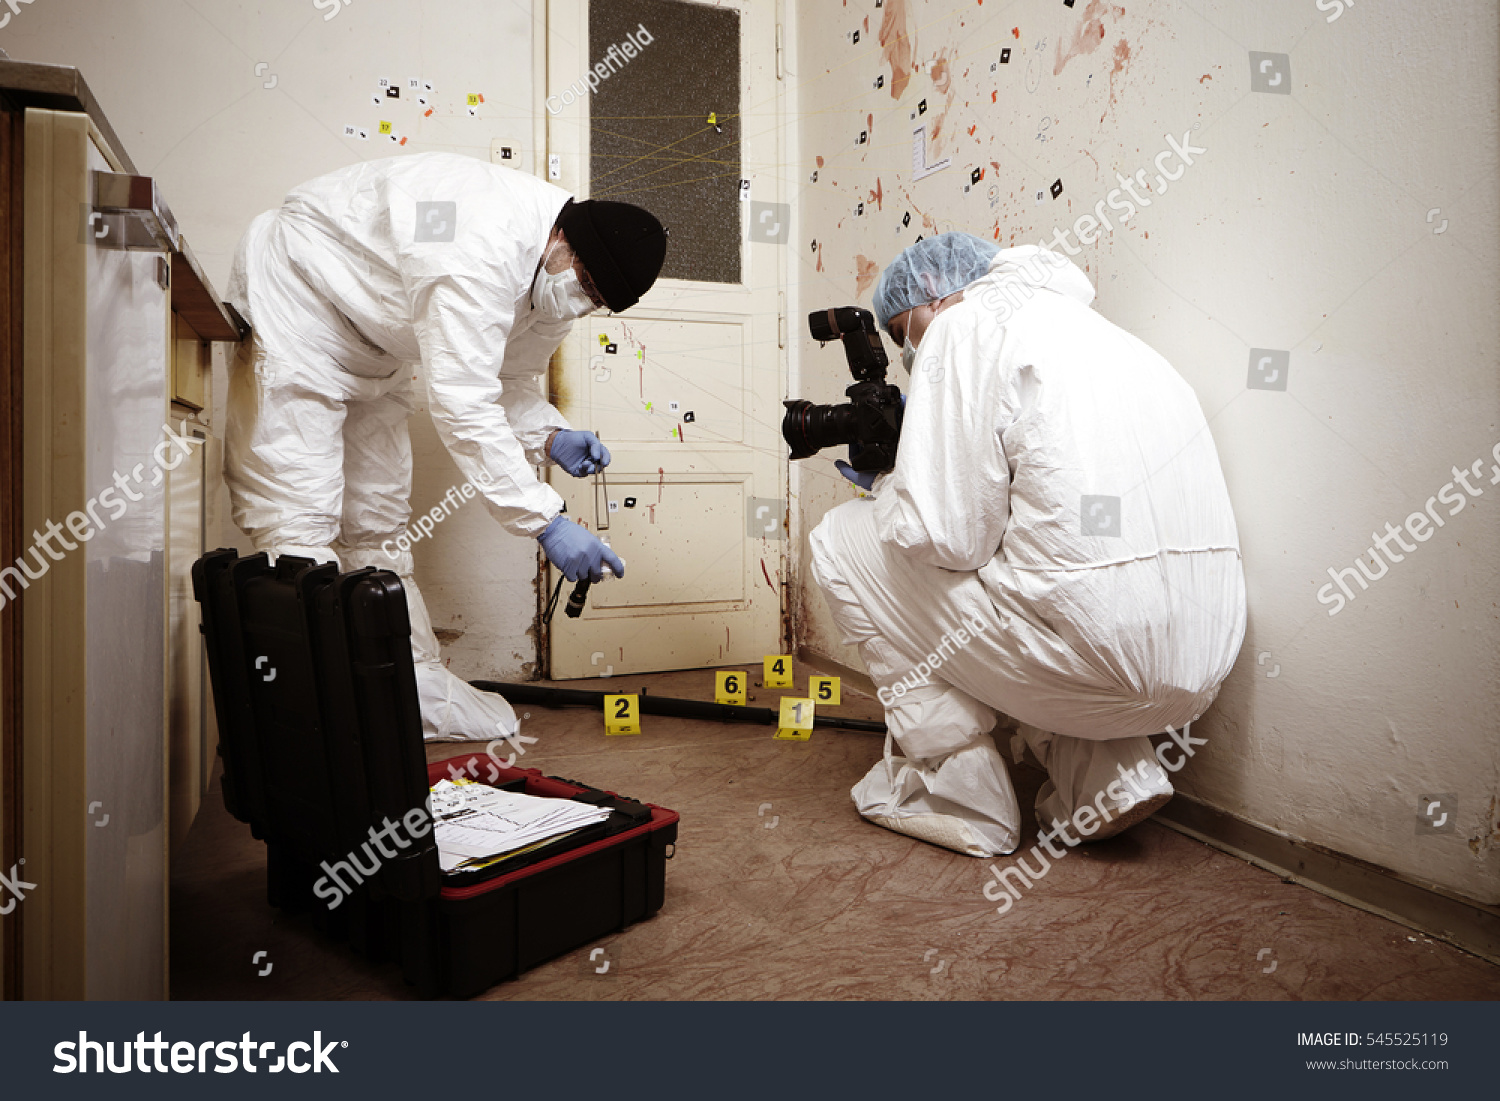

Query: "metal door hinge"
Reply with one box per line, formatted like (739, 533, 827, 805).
(776, 23, 784, 81)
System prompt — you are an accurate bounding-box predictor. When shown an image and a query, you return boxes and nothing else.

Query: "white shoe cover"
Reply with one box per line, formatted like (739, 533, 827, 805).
(1019, 726, 1174, 841)
(264, 542, 520, 742)
(414, 660, 519, 742)
(852, 737, 1021, 856)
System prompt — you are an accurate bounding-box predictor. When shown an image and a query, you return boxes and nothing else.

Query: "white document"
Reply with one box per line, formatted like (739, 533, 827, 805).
(912, 125, 951, 180)
(430, 780, 612, 872)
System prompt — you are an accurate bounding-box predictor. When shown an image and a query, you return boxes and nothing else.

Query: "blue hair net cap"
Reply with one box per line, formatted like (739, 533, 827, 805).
(872, 232, 1001, 332)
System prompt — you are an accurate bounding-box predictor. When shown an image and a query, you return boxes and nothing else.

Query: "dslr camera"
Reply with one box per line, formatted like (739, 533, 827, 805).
(782, 307, 905, 472)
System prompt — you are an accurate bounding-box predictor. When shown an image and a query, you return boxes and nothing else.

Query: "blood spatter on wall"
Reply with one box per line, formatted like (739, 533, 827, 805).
(854, 255, 880, 296)
(879, 0, 914, 99)
(1055, 0, 1111, 76)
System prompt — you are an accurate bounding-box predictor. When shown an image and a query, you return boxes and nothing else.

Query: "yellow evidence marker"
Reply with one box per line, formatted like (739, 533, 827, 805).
(763, 654, 794, 689)
(604, 694, 641, 735)
(715, 670, 748, 706)
(774, 697, 815, 741)
(808, 676, 841, 706)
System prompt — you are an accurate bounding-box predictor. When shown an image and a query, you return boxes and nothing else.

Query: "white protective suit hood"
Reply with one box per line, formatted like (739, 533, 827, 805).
(974, 244, 1097, 313)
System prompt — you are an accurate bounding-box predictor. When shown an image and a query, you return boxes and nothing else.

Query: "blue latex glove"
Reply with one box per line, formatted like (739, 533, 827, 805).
(537, 515, 625, 583)
(834, 460, 877, 492)
(549, 430, 611, 477)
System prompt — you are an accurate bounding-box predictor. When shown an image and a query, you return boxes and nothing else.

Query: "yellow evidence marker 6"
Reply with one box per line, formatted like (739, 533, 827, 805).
(808, 676, 841, 706)
(715, 670, 748, 706)
(774, 697, 815, 741)
(763, 654, 794, 689)
(604, 694, 641, 735)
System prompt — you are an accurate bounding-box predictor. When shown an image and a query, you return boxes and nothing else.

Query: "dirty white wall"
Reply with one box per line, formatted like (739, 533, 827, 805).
(5, 0, 546, 680)
(790, 0, 1499, 903)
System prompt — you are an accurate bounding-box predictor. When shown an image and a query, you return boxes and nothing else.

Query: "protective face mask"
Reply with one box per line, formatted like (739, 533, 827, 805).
(532, 245, 597, 321)
(900, 300, 939, 372)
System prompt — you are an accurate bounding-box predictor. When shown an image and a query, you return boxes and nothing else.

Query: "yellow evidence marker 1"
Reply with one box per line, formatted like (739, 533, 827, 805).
(715, 670, 748, 706)
(763, 654, 794, 689)
(604, 694, 641, 735)
(808, 676, 841, 706)
(774, 697, 815, 741)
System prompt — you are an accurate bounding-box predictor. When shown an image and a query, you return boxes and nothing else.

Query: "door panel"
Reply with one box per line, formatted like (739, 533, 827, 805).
(547, 0, 785, 679)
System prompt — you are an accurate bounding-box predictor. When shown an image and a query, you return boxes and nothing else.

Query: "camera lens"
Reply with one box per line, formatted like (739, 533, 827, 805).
(781, 399, 862, 461)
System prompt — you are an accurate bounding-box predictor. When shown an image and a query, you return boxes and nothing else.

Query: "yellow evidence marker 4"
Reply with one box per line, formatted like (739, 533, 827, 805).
(763, 654, 794, 689)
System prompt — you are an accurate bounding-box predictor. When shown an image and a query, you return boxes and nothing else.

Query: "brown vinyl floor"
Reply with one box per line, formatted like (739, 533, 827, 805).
(170, 670, 1500, 1000)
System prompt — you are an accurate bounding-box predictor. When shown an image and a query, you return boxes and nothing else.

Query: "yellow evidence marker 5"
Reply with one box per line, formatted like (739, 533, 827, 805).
(774, 697, 815, 741)
(715, 670, 748, 705)
(808, 676, 841, 706)
(604, 694, 641, 735)
(763, 654, 794, 689)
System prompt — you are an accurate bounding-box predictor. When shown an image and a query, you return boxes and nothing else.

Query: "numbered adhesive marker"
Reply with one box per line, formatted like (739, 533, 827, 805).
(809, 676, 841, 706)
(774, 697, 815, 741)
(763, 654, 794, 689)
(604, 694, 640, 736)
(715, 670, 748, 706)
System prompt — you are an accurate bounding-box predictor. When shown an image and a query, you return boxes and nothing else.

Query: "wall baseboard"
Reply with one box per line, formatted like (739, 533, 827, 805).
(1153, 796, 1500, 966)
(796, 646, 1500, 967)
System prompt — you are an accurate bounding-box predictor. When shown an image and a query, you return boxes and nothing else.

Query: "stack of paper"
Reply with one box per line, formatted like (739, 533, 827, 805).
(429, 779, 612, 873)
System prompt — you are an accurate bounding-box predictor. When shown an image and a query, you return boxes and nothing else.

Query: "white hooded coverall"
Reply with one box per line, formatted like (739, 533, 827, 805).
(810, 246, 1247, 855)
(225, 154, 576, 740)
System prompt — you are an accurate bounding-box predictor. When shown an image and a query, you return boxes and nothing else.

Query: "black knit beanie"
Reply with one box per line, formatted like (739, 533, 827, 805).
(556, 199, 668, 312)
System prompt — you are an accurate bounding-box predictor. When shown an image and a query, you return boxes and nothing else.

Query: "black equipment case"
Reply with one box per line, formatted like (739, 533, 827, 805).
(191, 548, 679, 998)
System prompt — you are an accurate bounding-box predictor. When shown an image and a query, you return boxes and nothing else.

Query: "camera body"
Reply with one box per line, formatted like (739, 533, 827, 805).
(782, 307, 905, 473)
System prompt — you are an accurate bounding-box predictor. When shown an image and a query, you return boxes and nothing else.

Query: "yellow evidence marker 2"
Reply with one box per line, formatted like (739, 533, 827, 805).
(774, 697, 815, 741)
(604, 694, 641, 735)
(808, 676, 841, 706)
(715, 670, 748, 706)
(763, 654, 794, 689)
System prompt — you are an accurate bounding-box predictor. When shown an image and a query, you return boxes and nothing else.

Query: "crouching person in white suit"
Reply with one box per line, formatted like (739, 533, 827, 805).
(809, 233, 1246, 857)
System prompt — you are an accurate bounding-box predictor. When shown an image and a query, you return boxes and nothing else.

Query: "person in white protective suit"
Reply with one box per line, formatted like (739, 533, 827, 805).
(809, 233, 1246, 857)
(224, 153, 667, 740)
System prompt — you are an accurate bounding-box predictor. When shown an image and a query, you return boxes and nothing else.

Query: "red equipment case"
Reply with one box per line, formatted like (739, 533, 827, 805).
(191, 548, 678, 998)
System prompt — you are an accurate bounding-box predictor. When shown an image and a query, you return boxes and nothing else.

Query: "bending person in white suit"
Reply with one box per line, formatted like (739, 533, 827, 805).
(225, 153, 667, 740)
(810, 233, 1246, 856)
